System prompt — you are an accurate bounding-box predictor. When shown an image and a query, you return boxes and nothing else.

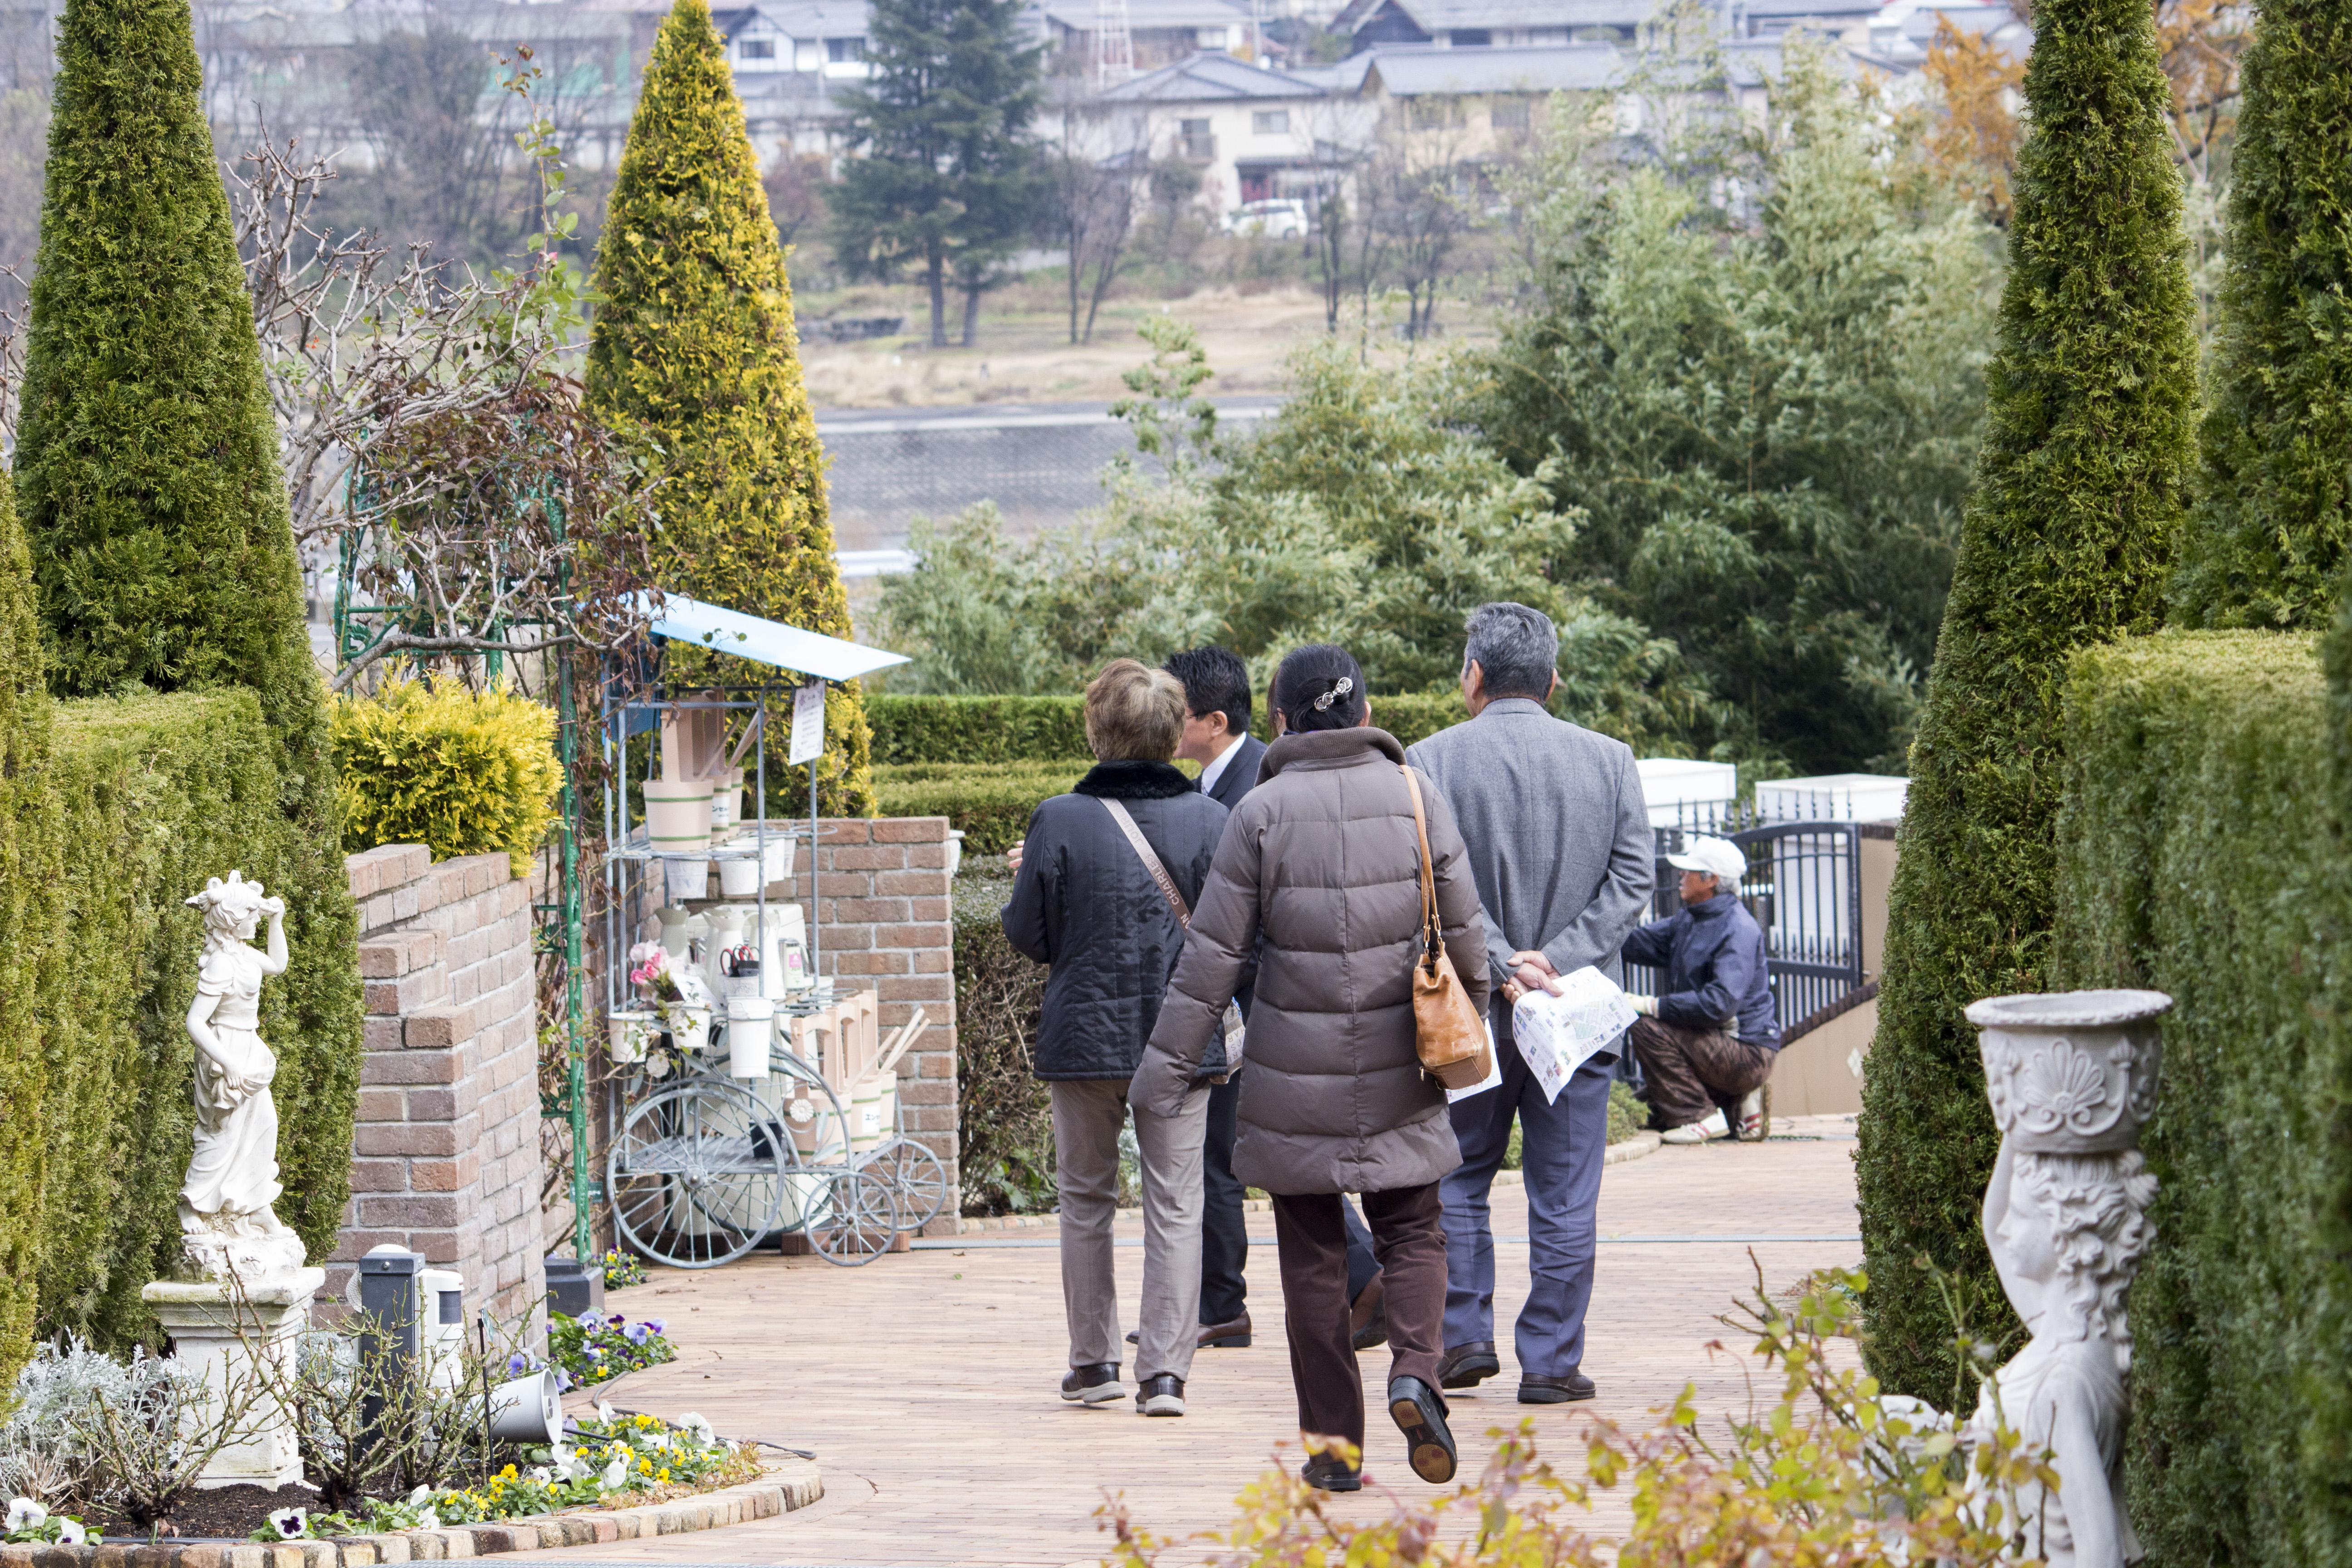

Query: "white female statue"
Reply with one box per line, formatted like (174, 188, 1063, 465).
(179, 870, 307, 1280)
(1964, 990, 2168, 1568)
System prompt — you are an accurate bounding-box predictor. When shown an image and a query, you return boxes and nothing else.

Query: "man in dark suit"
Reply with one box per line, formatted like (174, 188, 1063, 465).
(1159, 647, 1384, 1352)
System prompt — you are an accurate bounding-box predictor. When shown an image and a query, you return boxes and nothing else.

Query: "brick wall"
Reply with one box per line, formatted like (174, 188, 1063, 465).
(803, 817, 959, 1233)
(333, 844, 549, 1328)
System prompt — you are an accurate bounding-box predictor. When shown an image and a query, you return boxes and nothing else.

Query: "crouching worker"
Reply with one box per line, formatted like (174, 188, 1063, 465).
(1622, 836, 1779, 1144)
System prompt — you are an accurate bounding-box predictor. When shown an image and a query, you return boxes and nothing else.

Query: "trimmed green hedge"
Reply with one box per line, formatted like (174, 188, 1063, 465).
(0, 690, 361, 1372)
(874, 761, 1087, 854)
(868, 696, 1092, 765)
(2053, 630, 2347, 1567)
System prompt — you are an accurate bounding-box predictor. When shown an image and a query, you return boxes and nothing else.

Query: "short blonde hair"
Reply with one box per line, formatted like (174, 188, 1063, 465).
(1085, 659, 1186, 761)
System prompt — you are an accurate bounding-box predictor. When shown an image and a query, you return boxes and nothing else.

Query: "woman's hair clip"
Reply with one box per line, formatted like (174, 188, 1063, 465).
(1311, 676, 1355, 712)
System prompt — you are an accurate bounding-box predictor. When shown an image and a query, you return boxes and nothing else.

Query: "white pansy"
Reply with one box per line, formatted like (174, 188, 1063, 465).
(5, 1499, 47, 1534)
(595, 1401, 616, 1424)
(601, 1456, 628, 1490)
(54, 1520, 85, 1546)
(270, 1508, 309, 1541)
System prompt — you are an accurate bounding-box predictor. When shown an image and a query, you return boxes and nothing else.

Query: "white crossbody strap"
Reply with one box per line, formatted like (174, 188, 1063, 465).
(1100, 798, 1191, 927)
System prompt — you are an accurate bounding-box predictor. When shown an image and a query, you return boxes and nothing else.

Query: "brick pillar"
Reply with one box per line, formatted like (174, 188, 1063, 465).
(335, 844, 550, 1332)
(803, 817, 959, 1234)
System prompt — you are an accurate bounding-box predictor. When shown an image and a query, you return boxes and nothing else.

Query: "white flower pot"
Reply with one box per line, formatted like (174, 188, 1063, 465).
(665, 1002, 713, 1053)
(662, 858, 710, 904)
(607, 1010, 657, 1064)
(717, 855, 762, 897)
(646, 779, 715, 852)
(727, 997, 775, 1078)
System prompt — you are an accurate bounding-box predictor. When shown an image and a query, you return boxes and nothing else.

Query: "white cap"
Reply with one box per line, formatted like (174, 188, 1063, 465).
(1666, 836, 1747, 888)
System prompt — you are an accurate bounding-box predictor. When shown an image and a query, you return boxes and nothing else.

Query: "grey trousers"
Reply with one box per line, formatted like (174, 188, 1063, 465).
(1051, 1078, 1210, 1384)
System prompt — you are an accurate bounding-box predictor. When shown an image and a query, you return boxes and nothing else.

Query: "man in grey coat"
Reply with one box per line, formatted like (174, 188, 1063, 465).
(1403, 602, 1652, 1404)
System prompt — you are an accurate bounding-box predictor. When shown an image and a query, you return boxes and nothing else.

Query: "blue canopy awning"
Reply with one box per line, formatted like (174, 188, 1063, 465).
(627, 590, 910, 683)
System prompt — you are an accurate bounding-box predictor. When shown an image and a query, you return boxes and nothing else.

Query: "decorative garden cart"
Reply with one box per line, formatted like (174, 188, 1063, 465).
(593, 598, 944, 1269)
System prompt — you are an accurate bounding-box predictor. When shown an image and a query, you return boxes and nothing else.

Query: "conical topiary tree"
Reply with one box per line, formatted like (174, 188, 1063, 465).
(2168, 0, 2352, 627)
(12, 0, 361, 1264)
(0, 464, 51, 1376)
(587, 0, 873, 813)
(1856, 0, 2199, 1401)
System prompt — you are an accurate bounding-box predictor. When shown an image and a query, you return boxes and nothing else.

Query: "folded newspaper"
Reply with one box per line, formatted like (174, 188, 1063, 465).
(1510, 965, 1638, 1104)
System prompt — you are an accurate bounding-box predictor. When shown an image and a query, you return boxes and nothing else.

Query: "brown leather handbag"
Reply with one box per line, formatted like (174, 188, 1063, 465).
(1401, 767, 1493, 1089)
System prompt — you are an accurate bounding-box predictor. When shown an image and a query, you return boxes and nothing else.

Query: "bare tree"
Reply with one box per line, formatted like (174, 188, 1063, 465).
(1371, 117, 1474, 338)
(1046, 105, 1144, 343)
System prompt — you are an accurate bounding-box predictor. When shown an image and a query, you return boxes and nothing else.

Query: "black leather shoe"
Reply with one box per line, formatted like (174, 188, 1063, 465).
(1349, 1274, 1388, 1352)
(1517, 1371, 1596, 1404)
(1127, 1312, 1254, 1349)
(1301, 1454, 1362, 1492)
(1438, 1341, 1500, 1389)
(1059, 1362, 1122, 1405)
(1136, 1373, 1186, 1416)
(1387, 1375, 1458, 1484)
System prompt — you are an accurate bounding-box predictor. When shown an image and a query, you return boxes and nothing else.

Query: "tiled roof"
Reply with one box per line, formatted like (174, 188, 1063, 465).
(1357, 40, 1624, 93)
(1097, 49, 1333, 100)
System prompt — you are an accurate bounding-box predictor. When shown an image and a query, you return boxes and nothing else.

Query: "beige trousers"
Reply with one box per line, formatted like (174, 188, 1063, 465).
(1051, 1078, 1210, 1383)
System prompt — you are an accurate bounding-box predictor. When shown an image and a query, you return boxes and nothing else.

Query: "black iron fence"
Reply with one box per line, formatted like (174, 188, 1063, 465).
(1622, 804, 1866, 1041)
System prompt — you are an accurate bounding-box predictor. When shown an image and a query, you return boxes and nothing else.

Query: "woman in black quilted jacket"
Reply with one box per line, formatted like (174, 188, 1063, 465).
(1001, 658, 1230, 1420)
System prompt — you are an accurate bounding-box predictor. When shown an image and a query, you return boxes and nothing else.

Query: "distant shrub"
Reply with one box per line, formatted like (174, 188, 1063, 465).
(332, 681, 563, 878)
(868, 695, 1092, 765)
(873, 761, 1086, 854)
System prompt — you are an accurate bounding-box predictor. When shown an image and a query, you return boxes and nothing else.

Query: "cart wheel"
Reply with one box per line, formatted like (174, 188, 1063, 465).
(607, 1079, 788, 1269)
(862, 1137, 948, 1233)
(803, 1169, 900, 1267)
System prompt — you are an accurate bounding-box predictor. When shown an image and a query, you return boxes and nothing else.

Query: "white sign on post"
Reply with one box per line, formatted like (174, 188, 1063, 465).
(788, 682, 826, 766)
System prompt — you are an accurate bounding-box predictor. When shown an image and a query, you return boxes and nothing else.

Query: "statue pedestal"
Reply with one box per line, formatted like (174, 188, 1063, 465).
(141, 1268, 324, 1490)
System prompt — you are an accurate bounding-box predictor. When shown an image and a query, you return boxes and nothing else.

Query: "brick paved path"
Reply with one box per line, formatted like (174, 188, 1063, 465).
(513, 1120, 1862, 1568)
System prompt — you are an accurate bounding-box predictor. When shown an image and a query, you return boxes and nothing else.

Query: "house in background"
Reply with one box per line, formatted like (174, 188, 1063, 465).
(1033, 0, 1257, 77)
(1326, 0, 1652, 53)
(1082, 50, 1347, 211)
(713, 0, 873, 78)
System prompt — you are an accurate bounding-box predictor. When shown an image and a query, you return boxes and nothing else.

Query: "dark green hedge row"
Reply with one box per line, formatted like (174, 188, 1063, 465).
(874, 762, 1088, 854)
(0, 690, 362, 1370)
(868, 696, 1093, 765)
(868, 691, 1508, 766)
(950, 886, 1054, 1216)
(2052, 630, 2348, 1568)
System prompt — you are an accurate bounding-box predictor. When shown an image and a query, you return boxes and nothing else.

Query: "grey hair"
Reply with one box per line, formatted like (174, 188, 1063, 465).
(1462, 602, 1559, 700)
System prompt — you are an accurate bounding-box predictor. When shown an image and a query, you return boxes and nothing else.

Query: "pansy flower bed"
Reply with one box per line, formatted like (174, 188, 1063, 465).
(258, 1408, 757, 1539)
(548, 1310, 676, 1387)
(5, 1497, 98, 1546)
(598, 1250, 649, 1289)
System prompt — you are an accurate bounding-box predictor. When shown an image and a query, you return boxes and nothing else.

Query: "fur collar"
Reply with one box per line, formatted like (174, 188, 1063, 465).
(1073, 760, 1196, 800)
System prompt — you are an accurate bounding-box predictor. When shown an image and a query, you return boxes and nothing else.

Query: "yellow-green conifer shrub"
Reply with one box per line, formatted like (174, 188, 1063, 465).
(333, 681, 564, 878)
(586, 0, 873, 814)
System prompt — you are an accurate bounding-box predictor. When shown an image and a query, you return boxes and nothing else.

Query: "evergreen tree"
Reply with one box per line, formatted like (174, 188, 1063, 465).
(0, 465, 49, 1374)
(2169, 0, 2352, 628)
(588, 0, 873, 813)
(832, 0, 1044, 348)
(11, 0, 361, 1261)
(1856, 0, 2198, 1401)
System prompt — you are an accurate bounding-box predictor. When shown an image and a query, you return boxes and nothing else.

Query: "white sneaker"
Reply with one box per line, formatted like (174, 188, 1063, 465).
(1737, 1090, 1766, 1141)
(1660, 1109, 1730, 1145)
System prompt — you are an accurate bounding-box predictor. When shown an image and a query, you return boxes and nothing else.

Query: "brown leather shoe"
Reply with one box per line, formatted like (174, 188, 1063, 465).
(1125, 1312, 1254, 1349)
(1349, 1273, 1388, 1351)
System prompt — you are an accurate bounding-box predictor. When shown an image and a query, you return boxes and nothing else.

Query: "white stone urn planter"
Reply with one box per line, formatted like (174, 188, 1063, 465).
(1959, 987, 2170, 1568)
(1965, 988, 2168, 1153)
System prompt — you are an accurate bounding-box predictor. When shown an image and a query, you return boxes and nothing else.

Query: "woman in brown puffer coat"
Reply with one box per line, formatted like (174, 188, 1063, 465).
(1133, 643, 1489, 1492)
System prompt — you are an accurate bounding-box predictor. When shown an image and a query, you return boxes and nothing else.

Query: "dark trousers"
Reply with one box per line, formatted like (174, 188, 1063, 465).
(1201, 1072, 1380, 1323)
(1269, 1182, 1446, 1450)
(1627, 1015, 1776, 1129)
(1442, 1003, 1611, 1377)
